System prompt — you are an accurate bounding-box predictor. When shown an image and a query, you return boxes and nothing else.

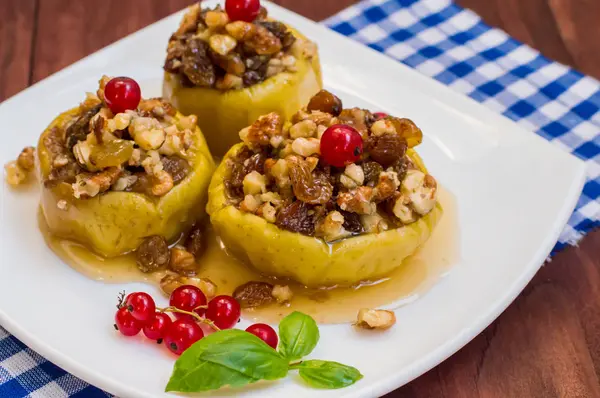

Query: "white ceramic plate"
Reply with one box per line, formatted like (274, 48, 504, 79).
(0, 2, 586, 397)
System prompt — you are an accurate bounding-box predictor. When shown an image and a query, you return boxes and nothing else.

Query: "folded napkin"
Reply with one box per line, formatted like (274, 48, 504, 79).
(1, 0, 598, 396)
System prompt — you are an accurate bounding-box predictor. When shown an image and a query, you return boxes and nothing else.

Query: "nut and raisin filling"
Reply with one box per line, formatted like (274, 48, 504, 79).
(164, 4, 317, 90)
(41, 76, 197, 199)
(224, 90, 438, 242)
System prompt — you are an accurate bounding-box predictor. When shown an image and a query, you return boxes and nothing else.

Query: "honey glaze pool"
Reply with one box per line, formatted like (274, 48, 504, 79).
(39, 188, 459, 324)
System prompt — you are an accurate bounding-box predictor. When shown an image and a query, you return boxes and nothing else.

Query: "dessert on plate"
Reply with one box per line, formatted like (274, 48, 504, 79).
(207, 89, 442, 287)
(35, 76, 214, 257)
(162, 0, 323, 156)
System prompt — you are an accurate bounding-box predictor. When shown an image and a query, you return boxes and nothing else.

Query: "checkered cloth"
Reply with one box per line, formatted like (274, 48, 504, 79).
(1, 0, 599, 396)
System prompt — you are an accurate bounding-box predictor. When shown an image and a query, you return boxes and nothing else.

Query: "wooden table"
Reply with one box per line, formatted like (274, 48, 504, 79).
(1, 1, 599, 396)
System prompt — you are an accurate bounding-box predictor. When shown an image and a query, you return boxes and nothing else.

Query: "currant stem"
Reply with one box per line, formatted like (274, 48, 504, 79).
(157, 306, 221, 331)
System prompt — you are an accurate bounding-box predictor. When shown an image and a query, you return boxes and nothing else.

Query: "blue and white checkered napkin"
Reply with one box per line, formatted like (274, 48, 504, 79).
(1, 0, 599, 396)
(325, 0, 599, 250)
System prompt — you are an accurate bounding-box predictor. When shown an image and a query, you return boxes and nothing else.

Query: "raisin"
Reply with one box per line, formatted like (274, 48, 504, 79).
(185, 224, 205, 259)
(244, 152, 267, 174)
(391, 156, 409, 182)
(307, 90, 343, 116)
(289, 160, 333, 205)
(276, 201, 315, 235)
(136, 236, 170, 273)
(242, 71, 263, 87)
(127, 172, 153, 195)
(162, 156, 190, 185)
(341, 211, 364, 233)
(388, 117, 423, 148)
(182, 38, 215, 87)
(367, 134, 407, 168)
(233, 281, 274, 308)
(362, 161, 384, 186)
(65, 104, 101, 150)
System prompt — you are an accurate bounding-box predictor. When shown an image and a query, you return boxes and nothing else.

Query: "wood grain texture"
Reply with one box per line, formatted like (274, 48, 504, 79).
(1, 1, 599, 397)
(0, 0, 36, 100)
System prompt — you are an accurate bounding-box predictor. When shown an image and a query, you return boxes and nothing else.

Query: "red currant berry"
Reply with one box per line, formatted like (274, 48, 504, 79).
(114, 307, 142, 337)
(373, 112, 388, 120)
(143, 313, 172, 342)
(320, 124, 364, 167)
(206, 295, 241, 329)
(246, 323, 278, 349)
(124, 292, 156, 323)
(169, 285, 207, 320)
(104, 77, 141, 114)
(225, 0, 261, 22)
(164, 319, 204, 355)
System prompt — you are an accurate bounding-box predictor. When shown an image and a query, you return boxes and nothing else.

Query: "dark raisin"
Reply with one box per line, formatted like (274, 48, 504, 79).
(362, 161, 384, 186)
(276, 201, 315, 235)
(341, 211, 364, 233)
(162, 156, 190, 185)
(307, 90, 343, 116)
(136, 236, 170, 273)
(65, 104, 101, 150)
(244, 152, 267, 174)
(185, 224, 205, 259)
(242, 71, 263, 87)
(127, 173, 153, 195)
(233, 281, 274, 308)
(367, 134, 407, 168)
(391, 156, 409, 182)
(182, 38, 215, 87)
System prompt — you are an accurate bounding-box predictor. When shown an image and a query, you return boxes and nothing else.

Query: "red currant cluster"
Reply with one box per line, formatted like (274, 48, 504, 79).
(114, 286, 278, 355)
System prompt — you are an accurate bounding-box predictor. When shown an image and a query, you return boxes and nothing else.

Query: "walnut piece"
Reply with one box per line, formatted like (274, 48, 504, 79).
(169, 247, 197, 276)
(17, 147, 35, 171)
(272, 285, 293, 304)
(160, 273, 217, 298)
(356, 308, 396, 330)
(233, 281, 275, 308)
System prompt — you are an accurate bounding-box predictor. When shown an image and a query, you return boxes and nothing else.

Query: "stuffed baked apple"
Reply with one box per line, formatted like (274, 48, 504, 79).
(162, 1, 322, 156)
(207, 90, 442, 287)
(37, 76, 214, 257)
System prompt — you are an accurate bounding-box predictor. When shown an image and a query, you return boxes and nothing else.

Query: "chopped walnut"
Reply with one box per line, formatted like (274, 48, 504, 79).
(17, 147, 35, 171)
(72, 167, 121, 199)
(151, 170, 174, 196)
(56, 200, 69, 211)
(225, 21, 256, 41)
(240, 194, 262, 213)
(337, 186, 376, 215)
(239, 112, 283, 148)
(205, 10, 229, 28)
(316, 211, 351, 242)
(373, 170, 400, 202)
(356, 308, 396, 330)
(245, 24, 282, 55)
(392, 194, 416, 224)
(112, 174, 138, 191)
(209, 34, 238, 56)
(129, 117, 165, 150)
(176, 3, 201, 35)
(215, 73, 244, 90)
(4, 161, 27, 186)
(257, 202, 277, 222)
(169, 247, 197, 276)
(291, 137, 320, 157)
(340, 164, 364, 189)
(243, 171, 267, 195)
(401, 170, 437, 216)
(160, 273, 217, 298)
(290, 121, 315, 139)
(272, 285, 293, 304)
(370, 119, 396, 136)
(360, 213, 389, 233)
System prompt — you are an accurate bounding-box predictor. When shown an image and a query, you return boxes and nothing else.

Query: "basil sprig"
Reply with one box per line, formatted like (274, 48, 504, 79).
(166, 311, 362, 392)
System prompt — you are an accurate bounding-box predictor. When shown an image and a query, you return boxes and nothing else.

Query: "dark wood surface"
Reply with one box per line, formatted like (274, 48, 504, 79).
(1, 1, 599, 397)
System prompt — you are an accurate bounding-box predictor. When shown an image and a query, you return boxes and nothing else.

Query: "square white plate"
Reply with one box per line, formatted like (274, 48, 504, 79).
(0, 1, 586, 397)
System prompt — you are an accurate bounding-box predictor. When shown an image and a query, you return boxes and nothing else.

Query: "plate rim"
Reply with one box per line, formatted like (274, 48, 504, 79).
(0, 1, 588, 397)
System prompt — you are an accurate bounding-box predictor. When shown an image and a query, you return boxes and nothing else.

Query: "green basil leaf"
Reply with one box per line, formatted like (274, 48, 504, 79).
(278, 311, 319, 361)
(294, 360, 363, 389)
(166, 329, 289, 392)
